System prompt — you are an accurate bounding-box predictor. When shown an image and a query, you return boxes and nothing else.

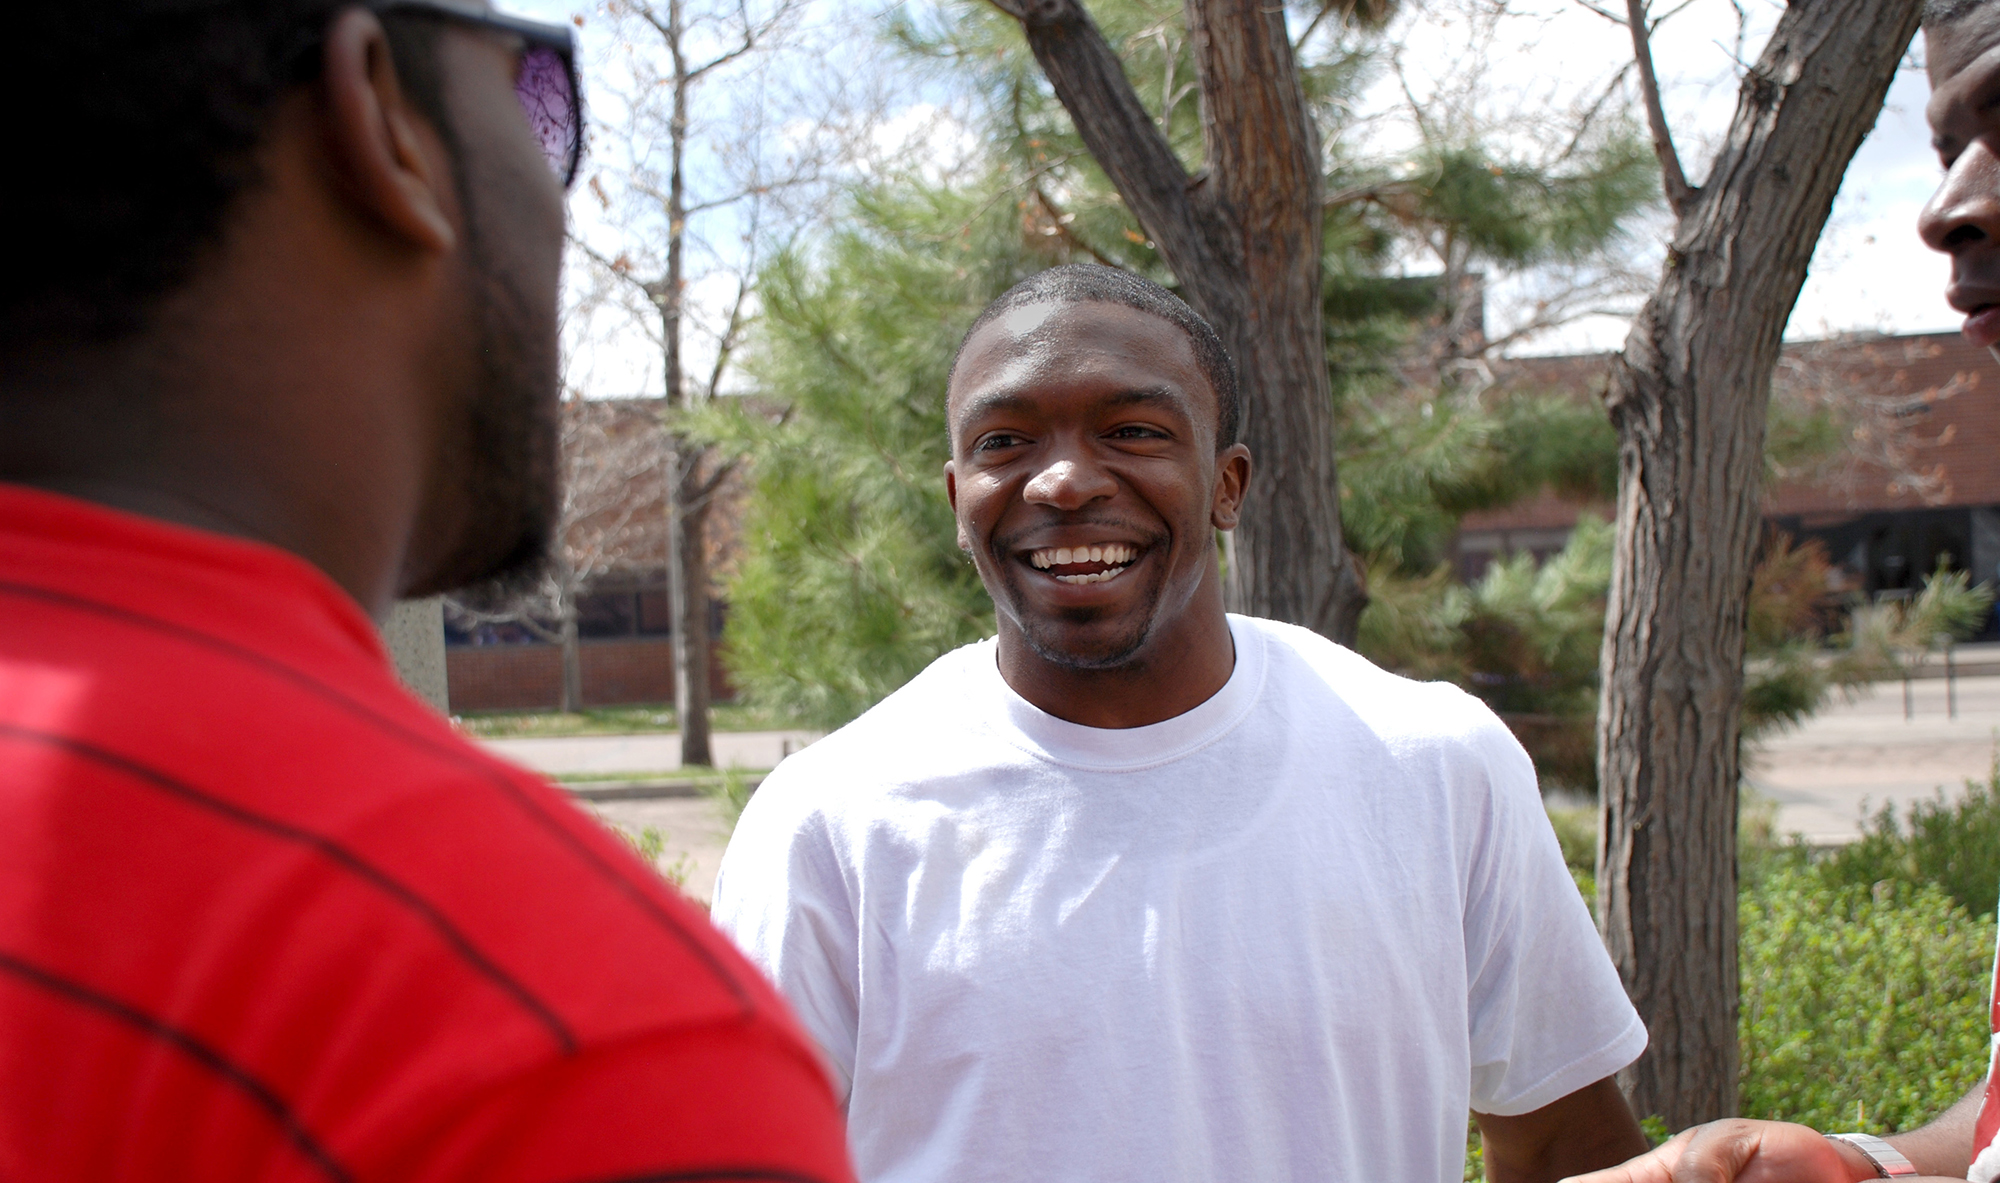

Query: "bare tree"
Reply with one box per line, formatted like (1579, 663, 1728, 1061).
(981, 0, 1375, 641)
(576, 0, 818, 764)
(1591, 0, 1923, 1126)
(1364, 2, 1659, 386)
(447, 400, 670, 712)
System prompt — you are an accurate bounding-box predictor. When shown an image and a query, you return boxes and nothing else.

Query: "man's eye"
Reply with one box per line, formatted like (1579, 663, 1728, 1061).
(1109, 425, 1165, 439)
(976, 434, 1023, 452)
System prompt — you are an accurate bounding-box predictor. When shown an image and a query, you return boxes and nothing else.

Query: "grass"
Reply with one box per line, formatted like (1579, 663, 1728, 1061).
(453, 702, 806, 738)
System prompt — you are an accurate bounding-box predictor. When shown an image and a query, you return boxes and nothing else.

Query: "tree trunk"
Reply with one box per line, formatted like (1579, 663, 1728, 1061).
(1595, 0, 1920, 1127)
(558, 610, 583, 715)
(666, 438, 714, 767)
(655, 0, 715, 766)
(988, 0, 1366, 641)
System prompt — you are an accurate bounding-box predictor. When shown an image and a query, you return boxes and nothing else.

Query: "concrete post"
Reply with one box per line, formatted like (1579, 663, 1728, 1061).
(381, 597, 450, 713)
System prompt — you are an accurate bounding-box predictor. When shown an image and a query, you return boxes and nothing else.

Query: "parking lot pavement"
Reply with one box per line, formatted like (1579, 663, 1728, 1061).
(1748, 673, 2000, 844)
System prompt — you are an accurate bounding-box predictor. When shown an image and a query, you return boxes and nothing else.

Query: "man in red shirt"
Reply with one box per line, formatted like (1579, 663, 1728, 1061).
(0, 3, 853, 1180)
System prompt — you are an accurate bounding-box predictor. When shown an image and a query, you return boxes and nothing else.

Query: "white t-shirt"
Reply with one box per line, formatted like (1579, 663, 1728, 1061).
(712, 615, 1646, 1183)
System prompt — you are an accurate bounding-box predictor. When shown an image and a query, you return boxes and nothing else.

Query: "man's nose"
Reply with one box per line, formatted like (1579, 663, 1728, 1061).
(1920, 141, 2000, 258)
(1023, 451, 1117, 510)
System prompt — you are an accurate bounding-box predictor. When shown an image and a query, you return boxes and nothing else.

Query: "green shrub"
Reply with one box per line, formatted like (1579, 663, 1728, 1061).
(703, 766, 758, 834)
(1738, 867, 1990, 1132)
(1818, 766, 2000, 919)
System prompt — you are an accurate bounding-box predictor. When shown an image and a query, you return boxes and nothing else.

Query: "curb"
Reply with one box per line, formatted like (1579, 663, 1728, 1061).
(563, 775, 764, 802)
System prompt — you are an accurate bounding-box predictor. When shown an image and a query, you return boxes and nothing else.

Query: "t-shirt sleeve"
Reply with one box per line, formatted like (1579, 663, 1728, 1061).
(709, 775, 862, 1098)
(393, 1020, 857, 1183)
(1457, 709, 1647, 1117)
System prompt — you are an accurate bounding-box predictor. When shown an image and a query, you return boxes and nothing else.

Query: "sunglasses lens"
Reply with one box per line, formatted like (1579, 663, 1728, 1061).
(516, 45, 579, 187)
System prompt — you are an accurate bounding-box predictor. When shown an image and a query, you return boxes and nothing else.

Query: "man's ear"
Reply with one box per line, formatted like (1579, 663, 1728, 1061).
(944, 461, 971, 551)
(1210, 443, 1251, 531)
(319, 8, 456, 253)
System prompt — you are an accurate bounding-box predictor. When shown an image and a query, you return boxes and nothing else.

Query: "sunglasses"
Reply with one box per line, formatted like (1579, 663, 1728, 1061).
(371, 0, 585, 189)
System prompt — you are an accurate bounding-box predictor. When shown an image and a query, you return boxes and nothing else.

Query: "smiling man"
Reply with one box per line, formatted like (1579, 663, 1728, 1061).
(712, 264, 1651, 1183)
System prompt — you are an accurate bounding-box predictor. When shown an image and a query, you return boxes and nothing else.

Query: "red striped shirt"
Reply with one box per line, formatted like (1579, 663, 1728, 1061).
(0, 484, 854, 1183)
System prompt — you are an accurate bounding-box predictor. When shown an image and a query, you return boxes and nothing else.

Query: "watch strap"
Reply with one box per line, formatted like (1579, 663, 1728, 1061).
(1827, 1132, 1919, 1178)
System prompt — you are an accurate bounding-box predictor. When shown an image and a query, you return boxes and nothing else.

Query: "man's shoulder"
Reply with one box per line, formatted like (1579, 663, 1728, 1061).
(757, 638, 1000, 791)
(1233, 614, 1506, 744)
(0, 547, 793, 1053)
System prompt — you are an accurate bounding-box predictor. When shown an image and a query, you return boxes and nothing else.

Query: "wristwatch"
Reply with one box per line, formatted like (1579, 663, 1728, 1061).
(1826, 1132, 1919, 1178)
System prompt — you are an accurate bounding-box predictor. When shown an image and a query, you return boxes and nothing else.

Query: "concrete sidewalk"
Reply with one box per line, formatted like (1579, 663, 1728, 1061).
(478, 728, 820, 776)
(1747, 673, 2000, 844)
(476, 729, 820, 903)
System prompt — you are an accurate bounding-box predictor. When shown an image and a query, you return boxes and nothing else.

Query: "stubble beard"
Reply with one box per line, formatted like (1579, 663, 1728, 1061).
(988, 531, 1170, 672)
(407, 159, 562, 600)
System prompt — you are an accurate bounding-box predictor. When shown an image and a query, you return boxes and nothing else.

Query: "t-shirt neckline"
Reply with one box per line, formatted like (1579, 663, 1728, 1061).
(974, 615, 1267, 771)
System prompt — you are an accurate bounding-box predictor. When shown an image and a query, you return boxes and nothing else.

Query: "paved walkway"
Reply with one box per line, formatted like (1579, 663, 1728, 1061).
(1747, 673, 2000, 845)
(578, 797, 736, 904)
(476, 729, 818, 903)
(479, 729, 819, 776)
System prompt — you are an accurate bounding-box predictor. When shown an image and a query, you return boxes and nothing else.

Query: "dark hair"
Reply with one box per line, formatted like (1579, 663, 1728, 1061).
(1922, 0, 1988, 26)
(1, 3, 446, 349)
(953, 264, 1242, 449)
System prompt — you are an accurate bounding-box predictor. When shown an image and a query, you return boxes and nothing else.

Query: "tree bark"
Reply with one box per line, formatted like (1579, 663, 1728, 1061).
(1595, 0, 1920, 1127)
(665, 439, 715, 767)
(558, 608, 583, 714)
(988, 0, 1366, 641)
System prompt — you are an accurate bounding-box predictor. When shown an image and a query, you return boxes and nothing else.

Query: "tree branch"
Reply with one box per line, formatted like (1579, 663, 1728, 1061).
(1292, 0, 1343, 50)
(982, 0, 1217, 278)
(689, 457, 742, 508)
(1032, 183, 1124, 266)
(1625, 0, 1696, 215)
(1323, 179, 1423, 209)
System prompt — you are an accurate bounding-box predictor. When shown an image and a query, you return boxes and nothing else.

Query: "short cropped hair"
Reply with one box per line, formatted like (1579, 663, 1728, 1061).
(1922, 0, 1987, 26)
(953, 265, 1242, 449)
(2, 3, 446, 350)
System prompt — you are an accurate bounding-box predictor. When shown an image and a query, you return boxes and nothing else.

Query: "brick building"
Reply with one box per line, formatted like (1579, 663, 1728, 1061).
(444, 398, 744, 712)
(1458, 331, 2000, 634)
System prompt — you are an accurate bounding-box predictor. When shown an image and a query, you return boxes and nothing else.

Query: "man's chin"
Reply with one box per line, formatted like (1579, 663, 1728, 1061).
(1014, 612, 1155, 672)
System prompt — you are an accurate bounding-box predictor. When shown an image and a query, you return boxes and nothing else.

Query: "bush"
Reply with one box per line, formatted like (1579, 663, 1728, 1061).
(1738, 867, 1990, 1132)
(1818, 766, 2000, 919)
(1542, 790, 1992, 1138)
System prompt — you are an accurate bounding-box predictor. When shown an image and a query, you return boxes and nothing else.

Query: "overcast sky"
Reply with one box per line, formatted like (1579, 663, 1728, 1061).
(511, 0, 1961, 390)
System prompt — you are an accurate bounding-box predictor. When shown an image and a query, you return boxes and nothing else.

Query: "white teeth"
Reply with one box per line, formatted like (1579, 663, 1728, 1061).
(1027, 544, 1139, 571)
(1055, 567, 1130, 585)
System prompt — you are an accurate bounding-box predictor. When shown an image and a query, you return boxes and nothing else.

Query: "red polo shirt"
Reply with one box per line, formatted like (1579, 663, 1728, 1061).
(0, 484, 854, 1183)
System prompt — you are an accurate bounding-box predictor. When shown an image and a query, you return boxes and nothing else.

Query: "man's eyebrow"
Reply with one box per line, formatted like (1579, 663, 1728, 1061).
(1102, 387, 1185, 410)
(956, 391, 1034, 422)
(957, 386, 1188, 422)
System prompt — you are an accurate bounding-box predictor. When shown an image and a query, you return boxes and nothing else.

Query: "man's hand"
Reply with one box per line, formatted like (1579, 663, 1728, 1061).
(1557, 1118, 1961, 1183)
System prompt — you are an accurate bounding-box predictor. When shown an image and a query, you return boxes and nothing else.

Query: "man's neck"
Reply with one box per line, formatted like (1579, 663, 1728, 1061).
(995, 591, 1237, 730)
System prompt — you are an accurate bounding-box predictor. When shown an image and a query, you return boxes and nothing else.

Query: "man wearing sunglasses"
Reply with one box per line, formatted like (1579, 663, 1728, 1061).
(0, 3, 853, 1180)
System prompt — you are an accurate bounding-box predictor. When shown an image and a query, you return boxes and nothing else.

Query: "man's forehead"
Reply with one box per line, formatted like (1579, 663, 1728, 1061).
(957, 300, 1196, 379)
(950, 301, 1205, 415)
(1927, 8, 2000, 121)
